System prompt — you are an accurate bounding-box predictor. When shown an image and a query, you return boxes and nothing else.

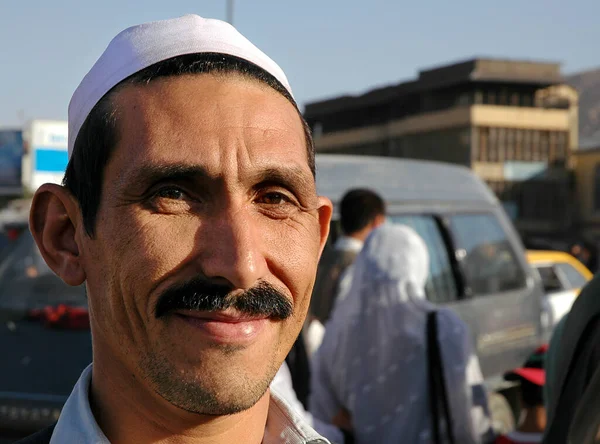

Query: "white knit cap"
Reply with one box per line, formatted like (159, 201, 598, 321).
(67, 14, 293, 156)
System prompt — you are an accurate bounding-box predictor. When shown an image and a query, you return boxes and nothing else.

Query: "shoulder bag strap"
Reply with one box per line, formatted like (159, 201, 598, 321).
(427, 310, 456, 444)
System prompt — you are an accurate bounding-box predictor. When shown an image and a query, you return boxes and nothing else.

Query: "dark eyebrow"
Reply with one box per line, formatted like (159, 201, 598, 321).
(250, 167, 315, 196)
(121, 163, 213, 190)
(119, 162, 316, 200)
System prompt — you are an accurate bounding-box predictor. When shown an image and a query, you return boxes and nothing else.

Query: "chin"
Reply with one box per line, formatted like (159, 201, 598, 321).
(140, 346, 282, 415)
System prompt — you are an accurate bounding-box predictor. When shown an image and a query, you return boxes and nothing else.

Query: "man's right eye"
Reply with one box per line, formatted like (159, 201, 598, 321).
(154, 187, 185, 200)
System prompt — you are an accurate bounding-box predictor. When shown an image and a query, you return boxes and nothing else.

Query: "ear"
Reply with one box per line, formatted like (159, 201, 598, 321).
(316, 196, 333, 258)
(29, 183, 86, 286)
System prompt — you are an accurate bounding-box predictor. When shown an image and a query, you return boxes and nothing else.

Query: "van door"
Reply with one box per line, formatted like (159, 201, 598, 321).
(446, 212, 542, 379)
(390, 212, 542, 381)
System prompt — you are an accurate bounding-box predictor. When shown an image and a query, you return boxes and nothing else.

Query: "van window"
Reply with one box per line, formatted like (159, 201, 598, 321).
(389, 215, 459, 303)
(450, 213, 527, 295)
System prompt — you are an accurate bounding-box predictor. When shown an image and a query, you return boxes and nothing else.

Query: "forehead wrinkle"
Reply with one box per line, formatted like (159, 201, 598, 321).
(109, 75, 310, 191)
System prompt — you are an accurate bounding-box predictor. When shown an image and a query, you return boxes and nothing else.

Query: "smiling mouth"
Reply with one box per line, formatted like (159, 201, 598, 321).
(173, 309, 270, 345)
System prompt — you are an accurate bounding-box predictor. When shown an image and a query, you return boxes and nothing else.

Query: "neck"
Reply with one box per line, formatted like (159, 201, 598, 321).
(517, 406, 546, 434)
(346, 231, 367, 243)
(90, 344, 270, 444)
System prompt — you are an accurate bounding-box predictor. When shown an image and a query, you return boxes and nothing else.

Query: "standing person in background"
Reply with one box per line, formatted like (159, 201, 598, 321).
(496, 346, 548, 444)
(570, 242, 596, 273)
(310, 225, 493, 444)
(300, 189, 385, 416)
(309, 188, 385, 325)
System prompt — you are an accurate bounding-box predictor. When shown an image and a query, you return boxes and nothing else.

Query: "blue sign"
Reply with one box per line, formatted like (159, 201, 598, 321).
(0, 130, 23, 187)
(34, 148, 69, 173)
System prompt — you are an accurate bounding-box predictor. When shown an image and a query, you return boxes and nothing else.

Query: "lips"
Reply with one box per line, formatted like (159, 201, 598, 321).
(173, 309, 269, 345)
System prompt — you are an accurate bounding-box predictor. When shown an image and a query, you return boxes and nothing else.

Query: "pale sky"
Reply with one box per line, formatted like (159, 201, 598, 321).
(0, 0, 598, 127)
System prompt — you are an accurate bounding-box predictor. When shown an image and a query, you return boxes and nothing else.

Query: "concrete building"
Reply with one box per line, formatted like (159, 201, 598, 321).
(305, 58, 579, 239)
(573, 148, 600, 239)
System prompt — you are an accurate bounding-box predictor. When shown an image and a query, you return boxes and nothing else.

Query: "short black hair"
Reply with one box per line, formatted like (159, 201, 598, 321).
(520, 379, 544, 408)
(63, 53, 315, 237)
(339, 188, 385, 235)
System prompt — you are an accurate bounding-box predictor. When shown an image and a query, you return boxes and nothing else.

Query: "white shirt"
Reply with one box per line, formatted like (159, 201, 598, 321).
(333, 236, 363, 254)
(332, 236, 363, 306)
(50, 364, 329, 444)
(271, 363, 344, 444)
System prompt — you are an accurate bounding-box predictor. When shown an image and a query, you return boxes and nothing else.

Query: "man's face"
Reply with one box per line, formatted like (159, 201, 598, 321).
(80, 74, 331, 414)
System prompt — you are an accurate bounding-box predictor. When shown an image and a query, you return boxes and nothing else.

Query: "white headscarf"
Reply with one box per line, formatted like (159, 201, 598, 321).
(310, 224, 478, 444)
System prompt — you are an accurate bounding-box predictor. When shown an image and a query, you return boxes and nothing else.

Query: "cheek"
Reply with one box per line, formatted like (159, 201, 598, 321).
(91, 211, 200, 325)
(264, 216, 321, 314)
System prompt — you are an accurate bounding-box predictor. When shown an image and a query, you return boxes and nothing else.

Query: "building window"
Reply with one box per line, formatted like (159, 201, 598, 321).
(498, 128, 506, 162)
(594, 165, 600, 212)
(510, 93, 520, 106)
(531, 130, 541, 161)
(506, 128, 516, 161)
(556, 132, 568, 162)
(523, 130, 532, 161)
(514, 129, 523, 160)
(457, 93, 470, 106)
(488, 128, 498, 161)
(474, 89, 484, 105)
(478, 127, 489, 162)
(549, 131, 557, 163)
(540, 131, 550, 161)
(498, 88, 508, 106)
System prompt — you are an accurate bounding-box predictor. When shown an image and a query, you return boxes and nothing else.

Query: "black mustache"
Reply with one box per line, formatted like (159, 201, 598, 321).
(155, 278, 293, 320)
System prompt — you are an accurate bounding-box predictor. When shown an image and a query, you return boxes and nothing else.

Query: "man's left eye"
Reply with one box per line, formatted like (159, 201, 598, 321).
(258, 192, 293, 205)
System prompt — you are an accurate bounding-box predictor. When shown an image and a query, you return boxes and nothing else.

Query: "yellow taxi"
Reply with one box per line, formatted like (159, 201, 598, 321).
(527, 250, 593, 326)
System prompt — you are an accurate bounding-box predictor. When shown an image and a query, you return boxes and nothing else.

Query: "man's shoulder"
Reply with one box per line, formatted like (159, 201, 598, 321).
(14, 424, 56, 444)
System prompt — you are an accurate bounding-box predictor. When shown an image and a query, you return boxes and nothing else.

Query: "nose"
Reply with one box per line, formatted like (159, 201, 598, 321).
(198, 206, 268, 290)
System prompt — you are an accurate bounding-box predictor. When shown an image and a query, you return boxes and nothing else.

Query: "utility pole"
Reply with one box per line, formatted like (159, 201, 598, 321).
(226, 0, 234, 25)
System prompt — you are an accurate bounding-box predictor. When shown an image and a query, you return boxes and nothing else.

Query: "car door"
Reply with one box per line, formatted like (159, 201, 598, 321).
(535, 263, 577, 326)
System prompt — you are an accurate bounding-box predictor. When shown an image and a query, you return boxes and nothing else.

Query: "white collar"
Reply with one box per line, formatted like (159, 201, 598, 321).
(334, 236, 363, 253)
(50, 364, 328, 444)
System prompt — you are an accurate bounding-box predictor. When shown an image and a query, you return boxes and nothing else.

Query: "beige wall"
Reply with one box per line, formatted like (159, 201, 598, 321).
(314, 105, 572, 151)
(472, 162, 504, 181)
(471, 106, 570, 131)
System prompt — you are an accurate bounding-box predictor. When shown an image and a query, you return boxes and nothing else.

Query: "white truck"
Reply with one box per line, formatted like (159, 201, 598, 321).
(22, 120, 68, 193)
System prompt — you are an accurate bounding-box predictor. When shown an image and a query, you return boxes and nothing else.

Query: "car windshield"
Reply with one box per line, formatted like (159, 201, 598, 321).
(0, 229, 87, 315)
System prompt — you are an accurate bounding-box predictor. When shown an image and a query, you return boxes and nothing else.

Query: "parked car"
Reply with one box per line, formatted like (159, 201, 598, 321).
(527, 250, 592, 327)
(0, 229, 89, 442)
(315, 154, 548, 433)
